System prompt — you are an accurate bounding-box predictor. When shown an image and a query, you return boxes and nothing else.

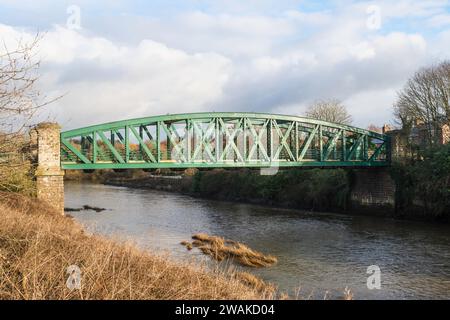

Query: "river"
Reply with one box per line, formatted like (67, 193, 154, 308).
(65, 181, 450, 300)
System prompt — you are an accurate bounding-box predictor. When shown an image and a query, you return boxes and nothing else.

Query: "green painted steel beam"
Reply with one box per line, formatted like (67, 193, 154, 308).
(97, 131, 125, 163)
(86, 135, 109, 162)
(125, 126, 130, 162)
(347, 134, 364, 161)
(161, 121, 187, 162)
(298, 125, 319, 161)
(218, 118, 243, 162)
(62, 160, 389, 170)
(192, 120, 215, 161)
(369, 142, 385, 162)
(61, 138, 91, 164)
(129, 126, 157, 163)
(323, 129, 343, 161)
(246, 118, 269, 161)
(273, 120, 295, 161)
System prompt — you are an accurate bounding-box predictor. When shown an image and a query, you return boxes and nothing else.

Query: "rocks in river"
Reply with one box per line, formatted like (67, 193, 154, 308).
(82, 205, 106, 212)
(64, 207, 83, 212)
(64, 205, 107, 213)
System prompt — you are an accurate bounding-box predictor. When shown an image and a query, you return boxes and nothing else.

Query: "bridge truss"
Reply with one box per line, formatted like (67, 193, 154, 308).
(60, 112, 390, 170)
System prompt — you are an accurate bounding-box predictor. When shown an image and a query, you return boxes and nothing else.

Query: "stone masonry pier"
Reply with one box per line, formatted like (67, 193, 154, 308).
(33, 123, 65, 215)
(349, 168, 396, 214)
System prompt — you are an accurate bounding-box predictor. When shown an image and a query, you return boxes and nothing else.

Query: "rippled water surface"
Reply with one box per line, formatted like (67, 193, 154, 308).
(65, 182, 450, 299)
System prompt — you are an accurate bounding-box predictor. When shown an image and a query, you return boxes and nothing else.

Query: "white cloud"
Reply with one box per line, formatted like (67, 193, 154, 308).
(92, 11, 297, 58)
(1, 0, 449, 130)
(427, 13, 450, 27)
(0, 25, 232, 129)
(349, 41, 376, 60)
(377, 0, 449, 19)
(216, 30, 430, 117)
(344, 88, 399, 126)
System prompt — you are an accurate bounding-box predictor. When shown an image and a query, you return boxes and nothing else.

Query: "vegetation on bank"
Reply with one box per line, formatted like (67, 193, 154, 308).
(190, 168, 350, 212)
(0, 133, 36, 196)
(390, 144, 450, 221)
(0, 192, 273, 299)
(387, 61, 450, 221)
(0, 158, 35, 196)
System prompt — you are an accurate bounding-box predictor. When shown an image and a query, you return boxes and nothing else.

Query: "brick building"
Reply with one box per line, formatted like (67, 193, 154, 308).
(382, 120, 450, 159)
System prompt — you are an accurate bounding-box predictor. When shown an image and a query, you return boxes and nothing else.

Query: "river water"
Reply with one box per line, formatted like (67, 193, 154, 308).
(65, 181, 450, 300)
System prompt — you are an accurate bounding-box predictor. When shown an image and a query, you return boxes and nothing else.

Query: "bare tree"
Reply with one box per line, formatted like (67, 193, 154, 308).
(0, 34, 54, 193)
(394, 61, 450, 146)
(305, 99, 353, 125)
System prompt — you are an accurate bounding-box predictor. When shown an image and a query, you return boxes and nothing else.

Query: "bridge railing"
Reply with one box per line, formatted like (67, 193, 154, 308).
(60, 112, 390, 169)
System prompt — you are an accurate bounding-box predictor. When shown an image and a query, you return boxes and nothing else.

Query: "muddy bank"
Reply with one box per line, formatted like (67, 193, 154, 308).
(105, 174, 192, 193)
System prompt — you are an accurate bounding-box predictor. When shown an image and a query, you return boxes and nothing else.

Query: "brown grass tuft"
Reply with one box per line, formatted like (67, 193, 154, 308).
(343, 287, 353, 300)
(191, 233, 277, 267)
(192, 240, 204, 247)
(192, 233, 211, 242)
(234, 272, 276, 295)
(180, 241, 193, 251)
(0, 192, 266, 300)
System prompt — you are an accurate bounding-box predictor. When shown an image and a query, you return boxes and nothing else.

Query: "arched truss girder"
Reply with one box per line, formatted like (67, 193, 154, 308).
(60, 112, 390, 170)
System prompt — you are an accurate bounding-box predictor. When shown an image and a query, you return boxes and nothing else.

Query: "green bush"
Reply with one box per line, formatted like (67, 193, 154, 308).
(0, 163, 36, 196)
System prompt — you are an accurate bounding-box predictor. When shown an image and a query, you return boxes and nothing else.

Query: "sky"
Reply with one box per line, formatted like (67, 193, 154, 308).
(1, 0, 450, 130)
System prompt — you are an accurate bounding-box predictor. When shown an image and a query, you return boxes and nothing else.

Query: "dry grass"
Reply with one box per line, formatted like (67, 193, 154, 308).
(234, 272, 276, 294)
(0, 192, 271, 300)
(187, 233, 278, 268)
(343, 287, 353, 300)
(180, 241, 193, 251)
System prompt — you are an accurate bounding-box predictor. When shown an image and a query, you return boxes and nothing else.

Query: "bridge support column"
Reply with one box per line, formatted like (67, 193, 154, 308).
(349, 168, 395, 214)
(34, 123, 65, 215)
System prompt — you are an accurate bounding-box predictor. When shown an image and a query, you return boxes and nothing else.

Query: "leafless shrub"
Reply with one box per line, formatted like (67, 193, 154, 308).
(0, 34, 57, 194)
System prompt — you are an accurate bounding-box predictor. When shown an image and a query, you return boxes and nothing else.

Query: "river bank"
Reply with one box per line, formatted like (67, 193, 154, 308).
(0, 191, 271, 299)
(94, 168, 444, 223)
(101, 169, 352, 211)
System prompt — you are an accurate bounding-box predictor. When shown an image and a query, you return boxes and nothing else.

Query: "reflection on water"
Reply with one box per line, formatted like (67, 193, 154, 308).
(65, 182, 450, 300)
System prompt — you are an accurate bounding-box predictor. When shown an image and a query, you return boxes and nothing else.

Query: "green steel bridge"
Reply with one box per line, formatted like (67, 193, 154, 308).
(60, 112, 390, 170)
